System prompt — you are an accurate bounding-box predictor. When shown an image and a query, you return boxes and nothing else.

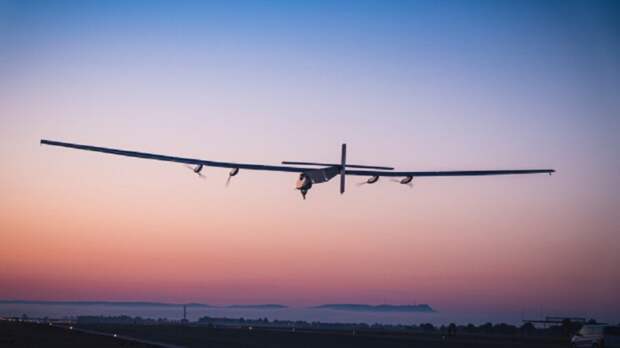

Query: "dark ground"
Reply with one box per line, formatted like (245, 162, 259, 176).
(0, 321, 154, 347)
(0, 321, 570, 348)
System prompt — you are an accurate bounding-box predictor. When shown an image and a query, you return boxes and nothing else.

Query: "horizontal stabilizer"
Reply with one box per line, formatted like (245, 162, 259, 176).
(282, 161, 393, 171)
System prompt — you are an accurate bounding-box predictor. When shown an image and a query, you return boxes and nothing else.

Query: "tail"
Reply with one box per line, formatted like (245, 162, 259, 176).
(340, 143, 346, 194)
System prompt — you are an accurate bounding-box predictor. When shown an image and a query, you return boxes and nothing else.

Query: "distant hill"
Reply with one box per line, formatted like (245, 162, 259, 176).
(314, 304, 435, 312)
(0, 300, 211, 308)
(226, 304, 287, 309)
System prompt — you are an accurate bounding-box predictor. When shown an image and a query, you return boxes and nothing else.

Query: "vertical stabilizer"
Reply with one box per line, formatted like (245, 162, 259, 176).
(340, 144, 346, 194)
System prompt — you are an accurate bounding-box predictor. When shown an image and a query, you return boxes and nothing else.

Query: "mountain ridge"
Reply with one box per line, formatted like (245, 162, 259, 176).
(314, 304, 435, 312)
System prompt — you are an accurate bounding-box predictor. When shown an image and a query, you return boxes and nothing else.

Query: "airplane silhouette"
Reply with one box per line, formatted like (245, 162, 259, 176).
(41, 140, 554, 199)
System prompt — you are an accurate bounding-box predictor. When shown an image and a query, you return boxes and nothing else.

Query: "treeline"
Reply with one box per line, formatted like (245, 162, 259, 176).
(77, 315, 173, 325)
(403, 319, 608, 337)
(197, 316, 603, 337)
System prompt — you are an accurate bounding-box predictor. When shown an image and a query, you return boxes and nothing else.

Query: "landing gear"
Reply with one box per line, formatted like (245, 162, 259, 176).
(300, 189, 308, 200)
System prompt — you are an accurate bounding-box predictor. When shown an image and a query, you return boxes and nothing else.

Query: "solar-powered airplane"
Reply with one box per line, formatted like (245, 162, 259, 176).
(40, 139, 555, 199)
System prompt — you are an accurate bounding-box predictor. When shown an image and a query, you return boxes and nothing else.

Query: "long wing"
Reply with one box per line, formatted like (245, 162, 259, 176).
(40, 139, 314, 173)
(41, 139, 555, 178)
(345, 169, 555, 177)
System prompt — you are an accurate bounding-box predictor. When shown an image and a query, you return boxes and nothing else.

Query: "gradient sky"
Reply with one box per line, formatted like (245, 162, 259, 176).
(1, 0, 619, 323)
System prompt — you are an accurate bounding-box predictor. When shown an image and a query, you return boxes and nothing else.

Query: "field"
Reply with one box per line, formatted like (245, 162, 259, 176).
(0, 320, 152, 347)
(0, 320, 570, 348)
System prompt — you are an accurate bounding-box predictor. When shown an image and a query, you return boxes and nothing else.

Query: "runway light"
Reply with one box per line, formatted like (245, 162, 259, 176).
(113, 334, 117, 338)
(69, 326, 73, 330)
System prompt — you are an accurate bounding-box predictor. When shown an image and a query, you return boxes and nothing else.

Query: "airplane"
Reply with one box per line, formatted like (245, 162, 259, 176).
(40, 139, 555, 199)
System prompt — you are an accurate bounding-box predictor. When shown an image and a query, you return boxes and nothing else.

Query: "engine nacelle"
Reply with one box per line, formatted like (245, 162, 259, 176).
(367, 175, 380, 184)
(400, 176, 413, 184)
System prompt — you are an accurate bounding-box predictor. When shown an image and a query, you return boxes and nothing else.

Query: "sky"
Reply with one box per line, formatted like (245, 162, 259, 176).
(0, 0, 619, 323)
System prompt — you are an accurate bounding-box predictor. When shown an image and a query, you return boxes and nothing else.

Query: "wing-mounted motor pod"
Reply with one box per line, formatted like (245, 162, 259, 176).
(400, 176, 413, 184)
(296, 166, 339, 199)
(226, 167, 239, 187)
(186, 164, 205, 178)
(391, 175, 413, 187)
(366, 175, 379, 184)
(357, 175, 380, 186)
